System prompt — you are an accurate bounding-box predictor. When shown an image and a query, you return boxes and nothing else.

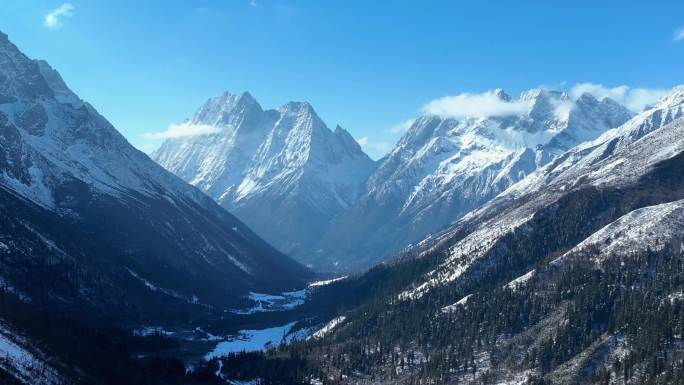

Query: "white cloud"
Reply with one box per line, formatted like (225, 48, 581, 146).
(569, 83, 670, 111)
(357, 137, 391, 159)
(142, 122, 221, 140)
(423, 90, 531, 119)
(674, 27, 684, 41)
(249, 0, 259, 7)
(550, 98, 576, 120)
(388, 119, 415, 134)
(44, 3, 74, 29)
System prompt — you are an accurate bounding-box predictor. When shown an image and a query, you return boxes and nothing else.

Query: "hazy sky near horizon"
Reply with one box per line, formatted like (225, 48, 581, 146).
(1, 0, 683, 159)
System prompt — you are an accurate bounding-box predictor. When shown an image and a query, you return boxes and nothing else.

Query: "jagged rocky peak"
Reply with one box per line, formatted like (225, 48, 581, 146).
(575, 91, 600, 105)
(519, 88, 568, 102)
(192, 90, 263, 126)
(152, 91, 376, 261)
(658, 85, 684, 108)
(276, 100, 322, 127)
(493, 88, 512, 101)
(334, 124, 365, 154)
(518, 89, 569, 129)
(333, 123, 352, 139)
(572, 92, 634, 128)
(0, 38, 54, 102)
(280, 100, 313, 112)
(396, 115, 455, 150)
(314, 87, 637, 272)
(35, 60, 84, 108)
(276, 101, 331, 139)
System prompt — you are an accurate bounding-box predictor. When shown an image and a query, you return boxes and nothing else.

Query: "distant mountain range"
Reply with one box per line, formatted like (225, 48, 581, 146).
(317, 89, 634, 271)
(400, 86, 684, 300)
(153, 88, 634, 271)
(2, 27, 684, 385)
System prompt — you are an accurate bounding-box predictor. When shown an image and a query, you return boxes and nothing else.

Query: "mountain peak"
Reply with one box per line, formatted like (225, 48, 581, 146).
(218, 90, 259, 106)
(153, 92, 376, 260)
(333, 124, 352, 138)
(656, 86, 684, 109)
(576, 92, 600, 105)
(278, 101, 322, 126)
(237, 90, 257, 104)
(35, 59, 83, 107)
(333, 124, 365, 152)
(494, 88, 512, 101)
(599, 96, 623, 107)
(192, 90, 263, 125)
(576, 93, 628, 115)
(520, 88, 568, 102)
(280, 100, 315, 114)
(522, 89, 568, 123)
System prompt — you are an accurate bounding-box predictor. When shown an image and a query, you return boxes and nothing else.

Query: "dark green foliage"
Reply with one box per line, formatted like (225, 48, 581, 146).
(0, 290, 218, 385)
(284, 241, 684, 384)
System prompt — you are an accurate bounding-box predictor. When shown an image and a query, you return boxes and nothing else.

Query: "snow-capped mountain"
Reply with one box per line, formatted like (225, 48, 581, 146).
(316, 89, 634, 271)
(296, 89, 684, 385)
(400, 86, 684, 300)
(152, 92, 375, 259)
(0, 31, 310, 319)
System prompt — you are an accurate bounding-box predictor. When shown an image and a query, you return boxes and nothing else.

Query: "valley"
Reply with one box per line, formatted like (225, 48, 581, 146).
(0, 3, 683, 383)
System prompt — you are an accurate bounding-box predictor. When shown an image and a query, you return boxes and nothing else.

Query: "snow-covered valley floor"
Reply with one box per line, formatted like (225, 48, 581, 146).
(130, 286, 333, 367)
(204, 321, 298, 360)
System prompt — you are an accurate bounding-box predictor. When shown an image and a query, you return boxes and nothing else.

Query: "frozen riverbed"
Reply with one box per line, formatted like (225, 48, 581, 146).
(230, 289, 308, 314)
(204, 322, 298, 360)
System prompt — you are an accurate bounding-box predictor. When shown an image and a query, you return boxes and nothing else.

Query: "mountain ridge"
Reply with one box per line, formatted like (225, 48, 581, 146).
(313, 88, 634, 271)
(0, 32, 310, 322)
(152, 91, 376, 262)
(153, 87, 635, 272)
(270, 87, 684, 385)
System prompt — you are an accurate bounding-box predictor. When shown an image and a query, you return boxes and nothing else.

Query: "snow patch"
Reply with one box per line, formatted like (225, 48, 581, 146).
(309, 276, 347, 287)
(133, 326, 175, 337)
(230, 289, 307, 314)
(204, 322, 296, 359)
(0, 322, 63, 384)
(504, 269, 535, 291)
(441, 294, 473, 312)
(556, 199, 684, 265)
(309, 316, 346, 340)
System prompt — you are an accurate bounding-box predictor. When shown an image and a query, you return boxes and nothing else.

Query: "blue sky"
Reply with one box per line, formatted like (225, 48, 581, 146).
(1, 1, 683, 159)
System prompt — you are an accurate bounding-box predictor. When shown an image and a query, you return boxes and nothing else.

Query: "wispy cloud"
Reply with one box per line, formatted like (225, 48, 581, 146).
(357, 137, 391, 159)
(569, 83, 670, 111)
(388, 119, 415, 134)
(142, 122, 221, 140)
(423, 90, 530, 119)
(674, 27, 684, 41)
(44, 3, 74, 29)
(249, 0, 259, 7)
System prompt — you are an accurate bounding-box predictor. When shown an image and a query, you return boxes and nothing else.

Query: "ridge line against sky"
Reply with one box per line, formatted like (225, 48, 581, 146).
(1, 0, 682, 159)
